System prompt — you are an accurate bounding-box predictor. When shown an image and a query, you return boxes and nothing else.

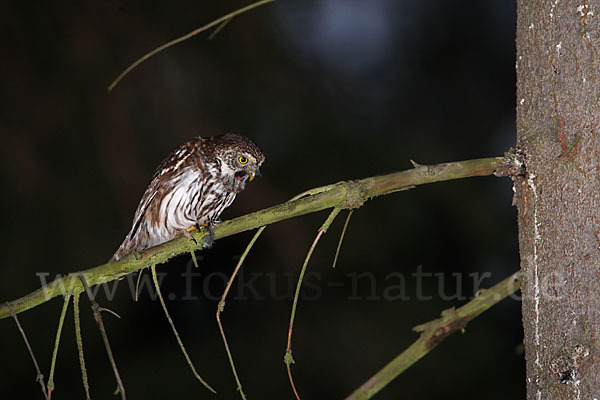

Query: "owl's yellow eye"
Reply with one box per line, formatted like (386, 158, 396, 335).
(238, 156, 248, 164)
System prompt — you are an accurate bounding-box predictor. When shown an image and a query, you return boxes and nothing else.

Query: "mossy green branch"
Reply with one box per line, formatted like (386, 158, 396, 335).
(345, 271, 522, 400)
(0, 156, 510, 320)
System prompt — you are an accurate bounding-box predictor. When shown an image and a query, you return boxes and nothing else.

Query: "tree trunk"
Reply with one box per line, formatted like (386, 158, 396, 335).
(516, 0, 600, 398)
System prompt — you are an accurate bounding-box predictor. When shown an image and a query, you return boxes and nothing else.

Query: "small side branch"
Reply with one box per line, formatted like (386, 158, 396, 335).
(107, 0, 277, 91)
(332, 209, 354, 268)
(286, 208, 341, 399)
(216, 226, 266, 399)
(7, 302, 49, 400)
(78, 273, 126, 400)
(285, 229, 325, 400)
(48, 294, 71, 395)
(73, 292, 91, 400)
(149, 265, 216, 394)
(345, 271, 521, 400)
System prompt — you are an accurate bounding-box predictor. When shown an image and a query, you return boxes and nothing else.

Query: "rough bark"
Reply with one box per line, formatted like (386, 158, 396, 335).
(516, 1, 600, 398)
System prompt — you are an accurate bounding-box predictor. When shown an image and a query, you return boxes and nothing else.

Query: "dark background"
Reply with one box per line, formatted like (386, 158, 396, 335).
(0, 1, 522, 399)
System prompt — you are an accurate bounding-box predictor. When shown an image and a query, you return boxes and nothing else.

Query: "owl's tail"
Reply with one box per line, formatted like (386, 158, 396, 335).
(109, 231, 144, 262)
(109, 239, 130, 262)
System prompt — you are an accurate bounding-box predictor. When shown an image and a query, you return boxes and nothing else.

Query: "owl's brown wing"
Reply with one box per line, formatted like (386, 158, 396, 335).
(109, 181, 160, 261)
(110, 140, 203, 261)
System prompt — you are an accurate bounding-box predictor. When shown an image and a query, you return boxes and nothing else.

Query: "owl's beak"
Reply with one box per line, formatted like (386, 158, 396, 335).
(249, 172, 256, 182)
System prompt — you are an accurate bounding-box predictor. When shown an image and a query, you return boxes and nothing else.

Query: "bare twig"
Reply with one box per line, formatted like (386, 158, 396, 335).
(285, 230, 324, 400)
(78, 273, 126, 400)
(345, 271, 522, 400)
(208, 18, 232, 40)
(6, 302, 49, 400)
(216, 189, 347, 397)
(190, 251, 199, 268)
(135, 270, 143, 302)
(216, 226, 266, 399)
(410, 159, 423, 168)
(107, 0, 277, 91)
(150, 265, 216, 393)
(332, 209, 354, 268)
(217, 186, 350, 397)
(285, 208, 341, 399)
(48, 294, 71, 396)
(73, 293, 91, 400)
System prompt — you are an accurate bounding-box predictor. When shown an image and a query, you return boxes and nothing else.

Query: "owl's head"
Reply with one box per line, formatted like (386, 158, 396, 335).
(213, 133, 265, 193)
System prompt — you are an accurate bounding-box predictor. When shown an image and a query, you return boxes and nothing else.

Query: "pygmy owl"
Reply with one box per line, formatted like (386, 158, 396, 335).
(111, 133, 264, 261)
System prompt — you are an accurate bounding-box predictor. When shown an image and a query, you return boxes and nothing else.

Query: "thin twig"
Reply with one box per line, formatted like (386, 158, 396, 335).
(410, 159, 423, 168)
(107, 0, 277, 91)
(150, 265, 216, 393)
(285, 229, 327, 400)
(216, 226, 266, 399)
(208, 18, 232, 40)
(215, 188, 336, 398)
(73, 293, 91, 400)
(215, 185, 339, 397)
(48, 294, 71, 396)
(345, 271, 522, 400)
(7, 302, 49, 400)
(285, 207, 345, 398)
(332, 209, 354, 268)
(135, 270, 143, 302)
(288, 184, 340, 203)
(190, 251, 199, 268)
(78, 273, 126, 400)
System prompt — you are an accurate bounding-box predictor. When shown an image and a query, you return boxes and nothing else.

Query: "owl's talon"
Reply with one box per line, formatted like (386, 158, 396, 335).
(182, 228, 198, 245)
